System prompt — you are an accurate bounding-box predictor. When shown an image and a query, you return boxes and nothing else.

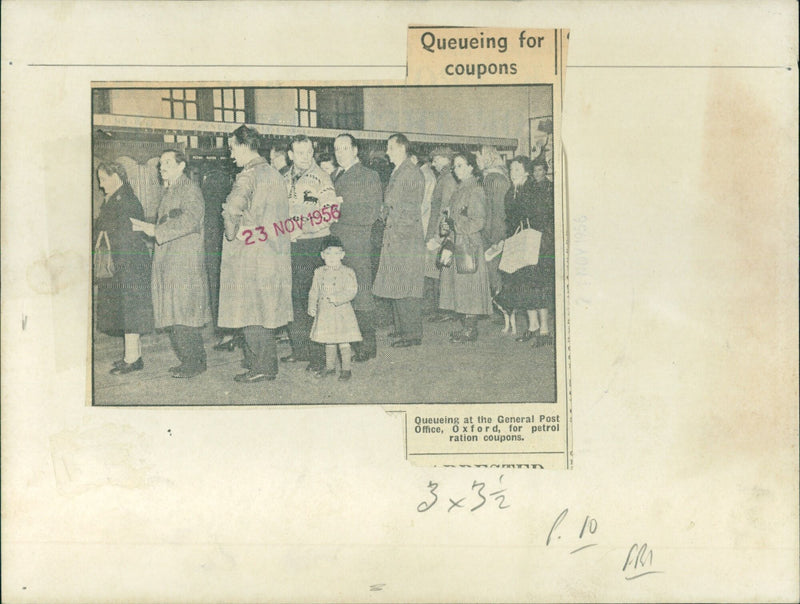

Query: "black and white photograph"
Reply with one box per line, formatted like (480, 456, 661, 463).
(92, 84, 565, 406)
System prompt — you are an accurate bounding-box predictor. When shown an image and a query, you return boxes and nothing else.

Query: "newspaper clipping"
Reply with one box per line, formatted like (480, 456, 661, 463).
(90, 27, 571, 468)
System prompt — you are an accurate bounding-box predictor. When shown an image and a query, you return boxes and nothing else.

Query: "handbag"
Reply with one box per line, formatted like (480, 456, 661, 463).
(498, 219, 542, 274)
(93, 230, 114, 281)
(454, 232, 479, 274)
(435, 234, 454, 270)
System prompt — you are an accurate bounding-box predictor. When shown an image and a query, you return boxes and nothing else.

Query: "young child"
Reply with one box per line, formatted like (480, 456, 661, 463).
(308, 235, 362, 381)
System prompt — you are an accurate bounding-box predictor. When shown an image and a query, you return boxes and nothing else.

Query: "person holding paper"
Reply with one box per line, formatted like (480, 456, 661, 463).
(372, 133, 426, 348)
(496, 155, 554, 346)
(218, 125, 292, 383)
(132, 149, 210, 378)
(95, 161, 153, 374)
(437, 152, 492, 343)
(330, 133, 383, 362)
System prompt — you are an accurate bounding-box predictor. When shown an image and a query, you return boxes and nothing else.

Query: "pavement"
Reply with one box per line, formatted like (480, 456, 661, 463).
(93, 314, 556, 406)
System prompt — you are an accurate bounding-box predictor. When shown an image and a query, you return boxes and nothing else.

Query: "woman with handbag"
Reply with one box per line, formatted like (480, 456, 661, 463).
(94, 162, 154, 374)
(436, 152, 492, 343)
(495, 155, 555, 346)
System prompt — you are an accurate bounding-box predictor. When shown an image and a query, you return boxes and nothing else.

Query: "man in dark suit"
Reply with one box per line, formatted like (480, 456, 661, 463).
(330, 133, 384, 361)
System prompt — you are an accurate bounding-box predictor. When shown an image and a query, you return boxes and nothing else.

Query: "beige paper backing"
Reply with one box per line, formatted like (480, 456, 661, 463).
(1, 2, 798, 602)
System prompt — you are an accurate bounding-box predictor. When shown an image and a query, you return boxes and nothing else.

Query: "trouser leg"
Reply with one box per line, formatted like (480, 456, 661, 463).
(396, 298, 423, 340)
(391, 301, 402, 335)
(173, 325, 206, 370)
(169, 328, 186, 365)
(289, 238, 324, 361)
(243, 325, 277, 376)
(423, 277, 440, 316)
(354, 310, 376, 358)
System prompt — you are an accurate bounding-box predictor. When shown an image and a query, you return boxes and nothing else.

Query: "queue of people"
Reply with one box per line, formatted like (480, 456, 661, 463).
(94, 126, 555, 384)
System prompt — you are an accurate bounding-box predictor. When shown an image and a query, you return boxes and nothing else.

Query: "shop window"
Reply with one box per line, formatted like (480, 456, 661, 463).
(296, 89, 317, 127)
(212, 88, 247, 123)
(161, 89, 198, 120)
(315, 88, 364, 130)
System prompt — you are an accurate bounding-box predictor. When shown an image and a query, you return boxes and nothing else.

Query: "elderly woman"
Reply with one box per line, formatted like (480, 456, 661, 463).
(437, 151, 492, 342)
(496, 155, 555, 346)
(94, 162, 153, 374)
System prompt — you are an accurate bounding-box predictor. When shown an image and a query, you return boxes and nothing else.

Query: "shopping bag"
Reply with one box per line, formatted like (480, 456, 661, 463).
(498, 221, 541, 274)
(93, 231, 115, 281)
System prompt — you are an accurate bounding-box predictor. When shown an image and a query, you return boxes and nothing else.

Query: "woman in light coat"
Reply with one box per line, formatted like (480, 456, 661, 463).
(437, 152, 492, 342)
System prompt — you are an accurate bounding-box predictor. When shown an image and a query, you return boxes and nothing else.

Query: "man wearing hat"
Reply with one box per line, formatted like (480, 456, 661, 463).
(424, 146, 457, 320)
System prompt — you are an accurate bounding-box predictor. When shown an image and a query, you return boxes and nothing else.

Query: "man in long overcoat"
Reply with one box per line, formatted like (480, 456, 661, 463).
(372, 133, 426, 347)
(423, 147, 457, 320)
(135, 150, 211, 378)
(476, 145, 511, 295)
(218, 125, 293, 382)
(330, 133, 383, 361)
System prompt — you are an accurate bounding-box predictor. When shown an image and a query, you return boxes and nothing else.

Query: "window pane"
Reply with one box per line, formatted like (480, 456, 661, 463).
(309, 90, 316, 109)
(161, 100, 172, 118)
(214, 109, 222, 121)
(224, 109, 234, 122)
(299, 112, 308, 127)
(174, 103, 184, 119)
(164, 134, 175, 143)
(224, 89, 233, 107)
(235, 88, 244, 107)
(185, 89, 196, 101)
(216, 136, 224, 148)
(186, 104, 197, 119)
(213, 89, 222, 106)
(159, 89, 170, 99)
(310, 112, 317, 127)
(177, 135, 188, 144)
(172, 89, 183, 100)
(190, 136, 198, 147)
(236, 111, 245, 123)
(298, 90, 307, 109)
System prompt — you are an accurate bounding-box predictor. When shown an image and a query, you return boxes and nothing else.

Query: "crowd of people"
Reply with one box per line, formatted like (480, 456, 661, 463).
(94, 126, 555, 384)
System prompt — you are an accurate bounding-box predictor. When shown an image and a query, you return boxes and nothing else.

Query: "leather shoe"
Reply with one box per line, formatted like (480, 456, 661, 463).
(428, 313, 455, 322)
(110, 357, 144, 375)
(338, 370, 352, 381)
(313, 368, 337, 379)
(234, 371, 275, 383)
(171, 365, 206, 378)
(305, 362, 324, 372)
(450, 330, 478, 343)
(280, 354, 308, 363)
(213, 338, 237, 352)
(391, 338, 422, 348)
(387, 331, 401, 338)
(515, 330, 536, 342)
(112, 359, 126, 369)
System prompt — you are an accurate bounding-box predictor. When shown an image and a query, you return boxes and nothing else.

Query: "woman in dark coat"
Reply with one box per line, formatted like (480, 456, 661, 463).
(95, 161, 154, 373)
(496, 155, 555, 346)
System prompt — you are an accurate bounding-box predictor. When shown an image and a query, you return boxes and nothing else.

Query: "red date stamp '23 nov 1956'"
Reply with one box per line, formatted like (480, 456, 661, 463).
(238, 203, 340, 245)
